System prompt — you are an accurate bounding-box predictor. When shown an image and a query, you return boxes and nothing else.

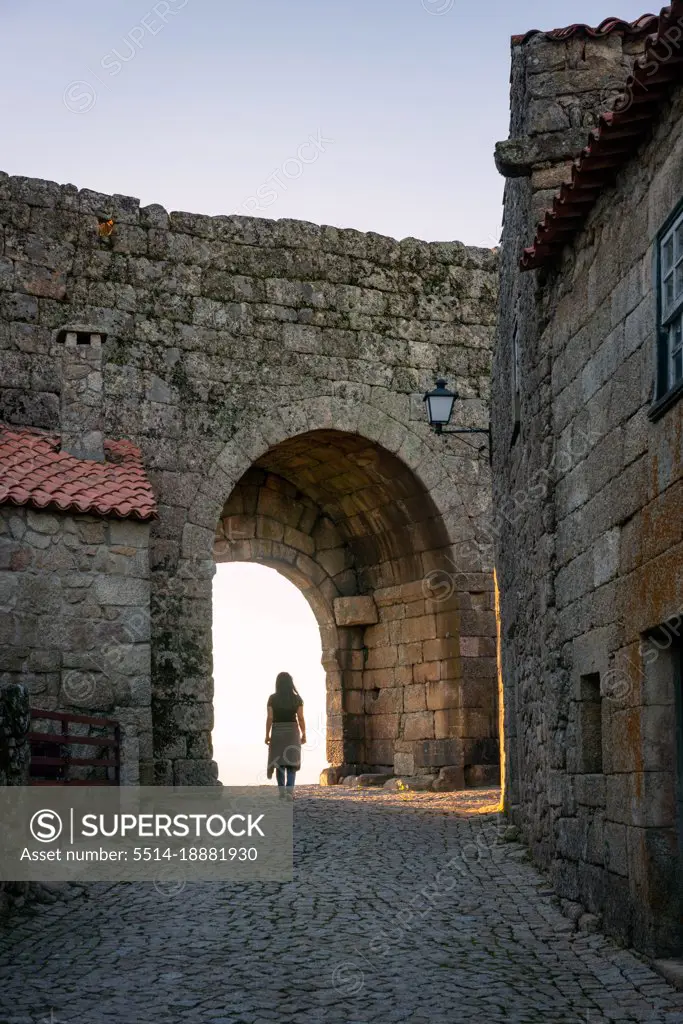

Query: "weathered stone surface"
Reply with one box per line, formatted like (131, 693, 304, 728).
(392, 751, 416, 776)
(0, 682, 31, 918)
(355, 773, 394, 788)
(414, 739, 462, 768)
(384, 775, 434, 791)
(465, 764, 500, 788)
(333, 595, 379, 627)
(578, 912, 602, 934)
(319, 765, 346, 785)
(432, 764, 466, 791)
(0, 682, 29, 786)
(0, 506, 152, 784)
(654, 960, 683, 993)
(495, 129, 604, 177)
(493, 28, 683, 959)
(59, 332, 104, 461)
(3, 787, 683, 1021)
(0, 172, 499, 788)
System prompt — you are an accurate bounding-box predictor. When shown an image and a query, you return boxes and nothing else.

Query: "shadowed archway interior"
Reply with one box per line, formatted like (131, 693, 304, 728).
(251, 429, 452, 590)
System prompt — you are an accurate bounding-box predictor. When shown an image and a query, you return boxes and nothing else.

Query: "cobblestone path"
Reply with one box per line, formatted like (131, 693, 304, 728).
(2, 787, 683, 1024)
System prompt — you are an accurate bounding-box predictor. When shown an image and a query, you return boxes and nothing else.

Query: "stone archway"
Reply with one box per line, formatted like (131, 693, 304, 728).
(213, 465, 348, 765)
(152, 401, 498, 786)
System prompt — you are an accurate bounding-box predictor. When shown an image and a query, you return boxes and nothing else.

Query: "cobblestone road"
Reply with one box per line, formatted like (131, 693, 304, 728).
(2, 787, 683, 1024)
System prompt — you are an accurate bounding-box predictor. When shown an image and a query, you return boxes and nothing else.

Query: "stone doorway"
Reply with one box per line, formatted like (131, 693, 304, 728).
(151, 420, 499, 787)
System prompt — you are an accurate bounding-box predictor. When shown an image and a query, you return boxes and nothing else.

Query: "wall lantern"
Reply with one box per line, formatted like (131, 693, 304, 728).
(423, 378, 491, 450)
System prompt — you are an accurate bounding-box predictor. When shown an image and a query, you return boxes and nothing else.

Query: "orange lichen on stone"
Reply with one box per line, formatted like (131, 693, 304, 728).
(624, 542, 683, 636)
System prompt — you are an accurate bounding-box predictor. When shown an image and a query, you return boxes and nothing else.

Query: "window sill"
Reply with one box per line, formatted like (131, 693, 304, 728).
(649, 379, 683, 422)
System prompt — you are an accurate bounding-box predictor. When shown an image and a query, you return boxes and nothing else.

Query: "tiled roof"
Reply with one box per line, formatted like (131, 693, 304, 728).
(513, 13, 659, 45)
(521, 1, 683, 271)
(0, 425, 157, 521)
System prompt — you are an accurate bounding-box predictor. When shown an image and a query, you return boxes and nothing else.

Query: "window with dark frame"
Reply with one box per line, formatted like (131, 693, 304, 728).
(656, 201, 683, 405)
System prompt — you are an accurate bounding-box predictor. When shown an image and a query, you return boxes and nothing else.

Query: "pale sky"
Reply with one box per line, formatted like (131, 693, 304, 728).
(0, 0, 655, 247)
(213, 563, 328, 785)
(2, 0, 656, 784)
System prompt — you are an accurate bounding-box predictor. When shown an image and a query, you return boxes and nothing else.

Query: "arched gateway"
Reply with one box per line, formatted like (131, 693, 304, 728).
(0, 174, 498, 787)
(159, 407, 499, 784)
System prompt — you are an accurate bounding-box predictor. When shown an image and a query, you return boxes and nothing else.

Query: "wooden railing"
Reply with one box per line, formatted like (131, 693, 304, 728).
(28, 709, 121, 786)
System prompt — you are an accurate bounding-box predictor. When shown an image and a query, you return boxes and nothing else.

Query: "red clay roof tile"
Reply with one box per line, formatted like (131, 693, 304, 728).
(0, 425, 157, 522)
(521, 1, 683, 271)
(512, 13, 660, 45)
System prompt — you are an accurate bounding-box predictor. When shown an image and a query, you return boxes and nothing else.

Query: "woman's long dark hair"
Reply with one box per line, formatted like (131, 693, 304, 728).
(274, 671, 301, 706)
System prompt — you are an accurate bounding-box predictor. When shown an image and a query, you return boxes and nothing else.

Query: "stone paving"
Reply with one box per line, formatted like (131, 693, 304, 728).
(1, 787, 683, 1024)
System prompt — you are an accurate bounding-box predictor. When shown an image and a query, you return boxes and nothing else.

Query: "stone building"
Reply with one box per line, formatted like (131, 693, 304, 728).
(0, 331, 157, 783)
(0, 174, 499, 788)
(493, 4, 683, 956)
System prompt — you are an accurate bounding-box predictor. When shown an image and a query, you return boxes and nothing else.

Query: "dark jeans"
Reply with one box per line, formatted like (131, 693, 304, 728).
(275, 766, 297, 788)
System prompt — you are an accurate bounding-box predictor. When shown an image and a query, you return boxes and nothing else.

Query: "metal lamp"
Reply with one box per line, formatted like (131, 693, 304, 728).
(423, 379, 456, 434)
(423, 377, 491, 448)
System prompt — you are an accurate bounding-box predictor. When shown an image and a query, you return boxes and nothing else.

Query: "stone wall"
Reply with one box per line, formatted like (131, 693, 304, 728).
(370, 573, 498, 783)
(496, 30, 650, 226)
(493, 25, 683, 958)
(0, 682, 29, 918)
(0, 682, 29, 786)
(0, 505, 151, 783)
(0, 172, 498, 785)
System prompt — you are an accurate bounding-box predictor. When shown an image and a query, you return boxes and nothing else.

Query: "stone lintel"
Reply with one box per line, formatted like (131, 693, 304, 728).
(333, 595, 378, 627)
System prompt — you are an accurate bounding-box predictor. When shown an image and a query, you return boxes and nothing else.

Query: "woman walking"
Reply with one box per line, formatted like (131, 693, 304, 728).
(265, 672, 306, 795)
